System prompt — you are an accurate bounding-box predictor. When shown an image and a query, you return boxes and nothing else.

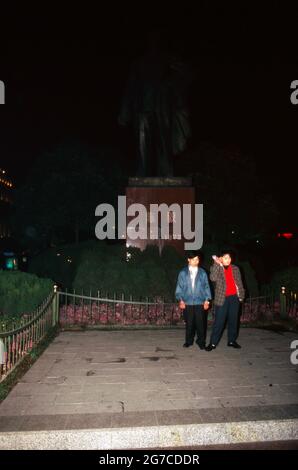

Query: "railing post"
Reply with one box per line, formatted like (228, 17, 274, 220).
(56, 288, 60, 325)
(280, 286, 287, 319)
(52, 284, 59, 326)
(121, 292, 125, 323)
(0, 338, 5, 379)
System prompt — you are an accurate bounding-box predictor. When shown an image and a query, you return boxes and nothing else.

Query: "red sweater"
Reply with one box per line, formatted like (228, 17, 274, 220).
(224, 265, 237, 296)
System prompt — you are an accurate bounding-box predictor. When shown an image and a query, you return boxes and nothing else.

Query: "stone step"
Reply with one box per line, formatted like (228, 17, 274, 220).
(0, 419, 297, 450)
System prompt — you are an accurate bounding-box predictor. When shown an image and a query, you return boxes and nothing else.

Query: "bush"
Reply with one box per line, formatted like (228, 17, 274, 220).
(72, 244, 184, 301)
(28, 240, 105, 289)
(0, 271, 53, 317)
(268, 267, 298, 293)
(28, 246, 79, 289)
(237, 261, 259, 297)
(28, 239, 261, 301)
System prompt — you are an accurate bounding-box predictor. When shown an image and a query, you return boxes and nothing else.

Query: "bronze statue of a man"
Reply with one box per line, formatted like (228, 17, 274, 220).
(118, 31, 192, 177)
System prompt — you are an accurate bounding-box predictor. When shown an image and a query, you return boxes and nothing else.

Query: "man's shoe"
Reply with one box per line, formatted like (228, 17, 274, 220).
(196, 341, 206, 350)
(183, 343, 192, 348)
(227, 341, 241, 349)
(205, 343, 216, 351)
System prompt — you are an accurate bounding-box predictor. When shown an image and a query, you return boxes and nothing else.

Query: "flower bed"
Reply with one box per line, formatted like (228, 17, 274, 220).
(59, 302, 184, 326)
(59, 299, 298, 327)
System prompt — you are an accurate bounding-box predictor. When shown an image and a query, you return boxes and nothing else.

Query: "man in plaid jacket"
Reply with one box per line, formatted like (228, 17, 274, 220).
(206, 250, 245, 351)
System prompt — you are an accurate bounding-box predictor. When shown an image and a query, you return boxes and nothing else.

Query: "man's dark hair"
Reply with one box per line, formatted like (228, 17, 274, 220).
(185, 250, 200, 260)
(219, 248, 235, 260)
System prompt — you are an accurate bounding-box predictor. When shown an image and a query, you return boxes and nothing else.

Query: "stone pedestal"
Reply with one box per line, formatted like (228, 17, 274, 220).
(125, 177, 195, 255)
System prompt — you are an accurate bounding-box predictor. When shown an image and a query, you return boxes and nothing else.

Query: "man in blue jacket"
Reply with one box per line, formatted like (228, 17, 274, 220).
(175, 251, 212, 349)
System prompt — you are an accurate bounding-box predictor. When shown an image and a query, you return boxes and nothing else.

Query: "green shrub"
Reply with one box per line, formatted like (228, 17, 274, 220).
(267, 267, 298, 293)
(72, 244, 184, 300)
(0, 271, 53, 317)
(28, 239, 261, 301)
(28, 246, 78, 289)
(237, 261, 259, 297)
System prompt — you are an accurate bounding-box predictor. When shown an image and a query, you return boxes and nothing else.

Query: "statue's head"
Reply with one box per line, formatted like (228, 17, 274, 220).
(145, 29, 165, 55)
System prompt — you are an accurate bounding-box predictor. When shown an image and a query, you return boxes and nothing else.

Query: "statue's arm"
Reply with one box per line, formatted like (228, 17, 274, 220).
(118, 64, 137, 126)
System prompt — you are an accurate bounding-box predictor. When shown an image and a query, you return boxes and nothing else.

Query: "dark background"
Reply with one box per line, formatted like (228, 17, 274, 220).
(0, 2, 297, 231)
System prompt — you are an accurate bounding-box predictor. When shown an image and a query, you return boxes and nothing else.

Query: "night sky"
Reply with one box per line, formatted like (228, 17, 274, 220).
(0, 3, 297, 231)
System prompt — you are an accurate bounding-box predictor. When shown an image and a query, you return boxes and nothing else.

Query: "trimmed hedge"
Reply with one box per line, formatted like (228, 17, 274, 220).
(28, 241, 185, 300)
(28, 240, 260, 301)
(0, 271, 53, 317)
(72, 244, 184, 300)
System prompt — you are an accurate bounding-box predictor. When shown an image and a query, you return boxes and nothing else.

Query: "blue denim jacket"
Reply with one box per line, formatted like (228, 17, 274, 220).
(175, 266, 212, 305)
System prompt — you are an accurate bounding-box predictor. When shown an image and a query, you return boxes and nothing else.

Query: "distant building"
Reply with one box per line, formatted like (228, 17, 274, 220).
(0, 167, 13, 239)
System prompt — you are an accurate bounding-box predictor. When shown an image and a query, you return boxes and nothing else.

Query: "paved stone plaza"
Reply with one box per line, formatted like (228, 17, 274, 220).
(0, 328, 297, 449)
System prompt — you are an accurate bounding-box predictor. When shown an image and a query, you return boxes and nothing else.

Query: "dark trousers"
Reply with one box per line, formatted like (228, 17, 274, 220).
(185, 304, 206, 347)
(210, 294, 240, 345)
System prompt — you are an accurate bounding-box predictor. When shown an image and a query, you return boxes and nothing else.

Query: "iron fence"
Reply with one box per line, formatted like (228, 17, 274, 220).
(0, 287, 59, 382)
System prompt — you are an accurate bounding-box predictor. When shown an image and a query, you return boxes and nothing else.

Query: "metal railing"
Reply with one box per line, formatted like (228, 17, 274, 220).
(261, 286, 298, 319)
(0, 286, 59, 382)
(280, 287, 298, 319)
(58, 289, 275, 327)
(59, 289, 180, 326)
(240, 295, 273, 322)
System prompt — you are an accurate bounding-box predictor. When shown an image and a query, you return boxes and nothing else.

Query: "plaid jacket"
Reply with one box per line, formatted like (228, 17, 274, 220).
(210, 263, 245, 306)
